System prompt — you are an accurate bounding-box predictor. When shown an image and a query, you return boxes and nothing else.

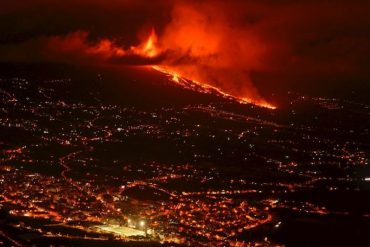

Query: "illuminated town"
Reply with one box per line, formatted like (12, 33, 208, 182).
(1, 73, 369, 246)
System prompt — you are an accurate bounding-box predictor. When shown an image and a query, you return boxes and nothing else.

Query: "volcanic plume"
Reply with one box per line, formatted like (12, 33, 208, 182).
(155, 1, 273, 108)
(38, 27, 274, 107)
(1, 0, 369, 108)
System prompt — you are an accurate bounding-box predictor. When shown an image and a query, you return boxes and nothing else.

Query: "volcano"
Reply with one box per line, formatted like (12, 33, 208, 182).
(0, 62, 276, 110)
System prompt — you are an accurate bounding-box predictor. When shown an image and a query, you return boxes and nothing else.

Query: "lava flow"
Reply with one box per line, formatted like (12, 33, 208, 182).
(131, 29, 276, 109)
(152, 66, 276, 109)
(135, 30, 276, 109)
(44, 27, 276, 109)
(130, 29, 159, 58)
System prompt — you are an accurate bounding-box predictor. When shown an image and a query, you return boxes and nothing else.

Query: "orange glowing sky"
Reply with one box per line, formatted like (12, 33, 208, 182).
(1, 0, 369, 107)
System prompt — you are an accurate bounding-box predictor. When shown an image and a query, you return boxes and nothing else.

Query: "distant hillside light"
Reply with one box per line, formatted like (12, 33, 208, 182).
(140, 220, 145, 227)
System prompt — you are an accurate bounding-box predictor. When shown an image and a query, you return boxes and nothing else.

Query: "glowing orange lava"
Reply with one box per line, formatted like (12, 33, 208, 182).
(152, 66, 276, 109)
(130, 29, 276, 110)
(131, 29, 159, 58)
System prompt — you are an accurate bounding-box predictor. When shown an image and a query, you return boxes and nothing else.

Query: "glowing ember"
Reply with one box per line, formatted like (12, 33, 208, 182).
(131, 29, 159, 58)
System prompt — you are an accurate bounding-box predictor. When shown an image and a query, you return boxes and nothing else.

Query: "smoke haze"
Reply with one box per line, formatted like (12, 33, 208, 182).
(1, 0, 369, 104)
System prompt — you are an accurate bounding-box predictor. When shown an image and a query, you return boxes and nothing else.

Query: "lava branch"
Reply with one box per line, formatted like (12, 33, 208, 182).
(151, 65, 276, 109)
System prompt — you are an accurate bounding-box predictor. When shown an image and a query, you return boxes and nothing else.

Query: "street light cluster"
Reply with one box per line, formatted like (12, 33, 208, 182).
(127, 218, 146, 229)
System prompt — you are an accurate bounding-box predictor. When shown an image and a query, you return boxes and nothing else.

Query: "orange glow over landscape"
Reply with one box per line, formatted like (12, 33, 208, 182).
(153, 64, 277, 110)
(43, 21, 276, 109)
(152, 65, 276, 109)
(134, 30, 276, 109)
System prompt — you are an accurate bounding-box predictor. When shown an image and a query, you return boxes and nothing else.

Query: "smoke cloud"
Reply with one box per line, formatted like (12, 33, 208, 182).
(157, 1, 270, 104)
(154, 0, 370, 104)
(0, 0, 369, 104)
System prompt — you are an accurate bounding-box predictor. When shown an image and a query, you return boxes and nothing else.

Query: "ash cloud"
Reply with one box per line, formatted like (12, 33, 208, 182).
(0, 31, 166, 65)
